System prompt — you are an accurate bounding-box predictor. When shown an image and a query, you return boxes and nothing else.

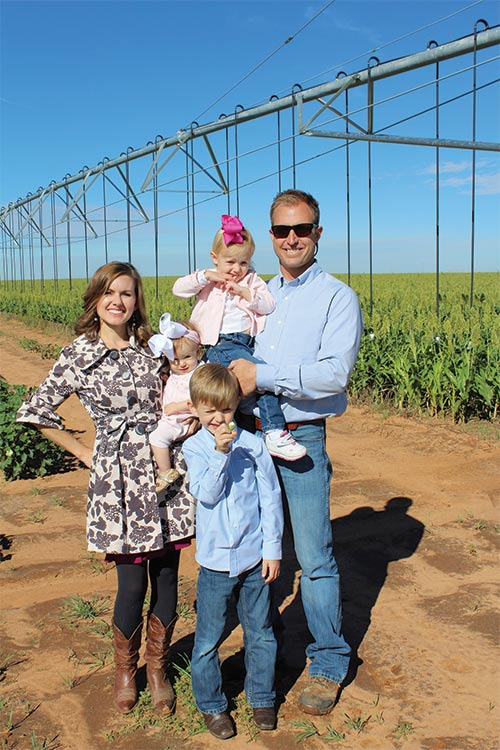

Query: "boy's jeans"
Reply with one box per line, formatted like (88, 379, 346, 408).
(191, 563, 277, 714)
(205, 332, 284, 432)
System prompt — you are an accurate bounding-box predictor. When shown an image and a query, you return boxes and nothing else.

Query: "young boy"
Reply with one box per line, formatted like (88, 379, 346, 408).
(183, 363, 283, 740)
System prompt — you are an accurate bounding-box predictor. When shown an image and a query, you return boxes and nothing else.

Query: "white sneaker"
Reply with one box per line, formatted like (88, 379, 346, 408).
(265, 430, 307, 461)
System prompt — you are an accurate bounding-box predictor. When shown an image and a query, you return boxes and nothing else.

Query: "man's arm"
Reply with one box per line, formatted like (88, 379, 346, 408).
(231, 285, 362, 399)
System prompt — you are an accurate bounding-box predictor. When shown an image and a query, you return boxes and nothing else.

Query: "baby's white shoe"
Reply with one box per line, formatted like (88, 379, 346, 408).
(265, 430, 307, 461)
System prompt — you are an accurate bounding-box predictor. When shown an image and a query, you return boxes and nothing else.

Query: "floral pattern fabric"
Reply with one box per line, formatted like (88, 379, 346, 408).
(16, 334, 196, 554)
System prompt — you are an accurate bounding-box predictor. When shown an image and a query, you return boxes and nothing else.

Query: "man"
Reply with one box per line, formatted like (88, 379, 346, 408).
(229, 189, 363, 716)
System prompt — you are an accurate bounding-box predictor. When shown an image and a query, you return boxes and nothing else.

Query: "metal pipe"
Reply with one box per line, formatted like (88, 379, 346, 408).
(4, 26, 497, 214)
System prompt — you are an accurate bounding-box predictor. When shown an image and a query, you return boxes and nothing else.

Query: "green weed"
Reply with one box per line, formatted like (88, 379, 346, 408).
(290, 719, 319, 742)
(60, 594, 109, 626)
(324, 725, 346, 742)
(27, 509, 46, 524)
(392, 720, 415, 739)
(47, 496, 64, 507)
(343, 713, 371, 733)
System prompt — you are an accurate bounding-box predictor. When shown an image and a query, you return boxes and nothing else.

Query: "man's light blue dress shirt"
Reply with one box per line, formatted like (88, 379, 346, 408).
(183, 426, 283, 578)
(254, 262, 363, 422)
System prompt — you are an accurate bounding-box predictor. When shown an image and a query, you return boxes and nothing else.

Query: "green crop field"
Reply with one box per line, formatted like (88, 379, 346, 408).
(1, 272, 498, 423)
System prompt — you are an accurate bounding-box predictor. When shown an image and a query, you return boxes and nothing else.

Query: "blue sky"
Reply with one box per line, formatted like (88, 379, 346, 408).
(1, 0, 499, 277)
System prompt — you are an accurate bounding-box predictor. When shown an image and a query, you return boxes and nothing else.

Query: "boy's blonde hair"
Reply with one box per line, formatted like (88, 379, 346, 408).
(189, 363, 241, 409)
(211, 225, 255, 257)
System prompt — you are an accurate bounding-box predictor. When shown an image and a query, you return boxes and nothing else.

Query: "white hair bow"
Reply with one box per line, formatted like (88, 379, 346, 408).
(148, 313, 188, 360)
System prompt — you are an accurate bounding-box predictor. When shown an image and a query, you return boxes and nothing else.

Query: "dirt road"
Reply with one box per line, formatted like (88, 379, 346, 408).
(0, 316, 498, 750)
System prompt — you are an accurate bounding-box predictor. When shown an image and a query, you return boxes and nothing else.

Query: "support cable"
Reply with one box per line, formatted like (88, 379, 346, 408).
(297, 0, 485, 92)
(190, 130, 197, 271)
(17, 209, 25, 291)
(125, 148, 133, 262)
(219, 115, 231, 214)
(428, 40, 441, 319)
(269, 95, 283, 194)
(184, 140, 193, 275)
(50, 185, 58, 288)
(81, 168, 90, 281)
(469, 20, 488, 304)
(234, 105, 244, 216)
(192, 0, 339, 123)
(291, 84, 302, 188)
(64, 181, 73, 290)
(101, 159, 109, 263)
(38, 196, 45, 290)
(367, 58, 379, 319)
(153, 139, 160, 299)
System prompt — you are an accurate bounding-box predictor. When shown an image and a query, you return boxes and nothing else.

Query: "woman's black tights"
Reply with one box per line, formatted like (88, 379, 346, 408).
(113, 548, 180, 638)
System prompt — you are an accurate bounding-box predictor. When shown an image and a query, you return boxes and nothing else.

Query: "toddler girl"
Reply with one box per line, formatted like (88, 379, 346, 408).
(172, 214, 306, 462)
(148, 314, 203, 490)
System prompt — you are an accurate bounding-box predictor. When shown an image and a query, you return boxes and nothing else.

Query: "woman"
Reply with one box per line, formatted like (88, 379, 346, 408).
(16, 261, 196, 715)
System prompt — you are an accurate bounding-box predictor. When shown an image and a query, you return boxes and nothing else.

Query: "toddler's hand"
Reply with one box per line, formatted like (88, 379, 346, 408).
(164, 400, 189, 416)
(224, 280, 251, 301)
(205, 269, 233, 285)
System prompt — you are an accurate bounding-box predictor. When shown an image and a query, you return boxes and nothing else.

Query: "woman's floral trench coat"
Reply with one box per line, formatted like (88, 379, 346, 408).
(16, 334, 196, 554)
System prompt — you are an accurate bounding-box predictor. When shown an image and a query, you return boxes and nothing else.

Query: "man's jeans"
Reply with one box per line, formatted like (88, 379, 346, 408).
(191, 563, 277, 714)
(273, 422, 351, 684)
(205, 332, 284, 432)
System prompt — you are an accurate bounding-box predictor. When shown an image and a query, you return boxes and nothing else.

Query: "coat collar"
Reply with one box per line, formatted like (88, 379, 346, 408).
(71, 334, 160, 371)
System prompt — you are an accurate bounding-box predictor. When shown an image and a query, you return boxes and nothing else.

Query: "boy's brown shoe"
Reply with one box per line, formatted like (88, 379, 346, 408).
(298, 676, 341, 715)
(252, 706, 276, 730)
(202, 711, 235, 740)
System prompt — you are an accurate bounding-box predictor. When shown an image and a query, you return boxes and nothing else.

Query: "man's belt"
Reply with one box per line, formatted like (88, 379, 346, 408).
(254, 417, 325, 432)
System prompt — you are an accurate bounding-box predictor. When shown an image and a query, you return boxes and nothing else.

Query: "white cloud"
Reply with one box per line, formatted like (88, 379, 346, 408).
(420, 160, 470, 176)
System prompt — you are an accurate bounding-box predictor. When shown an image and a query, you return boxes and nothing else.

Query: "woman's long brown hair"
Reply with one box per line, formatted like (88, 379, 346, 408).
(75, 261, 153, 348)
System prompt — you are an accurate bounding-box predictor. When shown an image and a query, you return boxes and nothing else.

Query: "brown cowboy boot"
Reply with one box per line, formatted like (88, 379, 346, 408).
(144, 614, 177, 713)
(112, 619, 142, 713)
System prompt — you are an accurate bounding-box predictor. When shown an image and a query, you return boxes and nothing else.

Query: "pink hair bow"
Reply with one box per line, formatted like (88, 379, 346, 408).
(221, 214, 244, 246)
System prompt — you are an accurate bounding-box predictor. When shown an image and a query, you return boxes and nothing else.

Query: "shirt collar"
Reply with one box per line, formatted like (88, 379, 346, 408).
(278, 260, 321, 288)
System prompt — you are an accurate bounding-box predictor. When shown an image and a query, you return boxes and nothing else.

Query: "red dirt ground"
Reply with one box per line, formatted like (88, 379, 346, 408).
(0, 315, 498, 750)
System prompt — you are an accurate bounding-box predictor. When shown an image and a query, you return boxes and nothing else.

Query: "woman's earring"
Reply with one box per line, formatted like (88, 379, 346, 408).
(93, 312, 99, 322)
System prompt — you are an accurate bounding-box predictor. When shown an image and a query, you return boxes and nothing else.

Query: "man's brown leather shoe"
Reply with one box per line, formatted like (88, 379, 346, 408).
(202, 711, 235, 740)
(252, 706, 276, 730)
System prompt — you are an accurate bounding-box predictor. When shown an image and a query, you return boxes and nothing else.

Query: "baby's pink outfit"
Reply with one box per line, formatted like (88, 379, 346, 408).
(149, 366, 200, 448)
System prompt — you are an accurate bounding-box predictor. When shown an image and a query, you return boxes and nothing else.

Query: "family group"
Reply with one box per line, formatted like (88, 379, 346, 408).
(17, 189, 363, 740)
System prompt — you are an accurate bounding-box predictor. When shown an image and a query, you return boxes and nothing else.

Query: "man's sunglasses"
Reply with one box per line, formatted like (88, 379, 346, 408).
(270, 223, 318, 239)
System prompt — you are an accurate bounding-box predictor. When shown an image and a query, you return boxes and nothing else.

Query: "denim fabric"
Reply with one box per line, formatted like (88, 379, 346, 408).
(272, 422, 351, 683)
(191, 563, 277, 714)
(205, 333, 285, 432)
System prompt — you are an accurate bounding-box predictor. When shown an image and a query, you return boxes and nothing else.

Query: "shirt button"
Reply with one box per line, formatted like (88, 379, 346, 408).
(135, 424, 146, 435)
(122, 370, 131, 380)
(109, 350, 119, 360)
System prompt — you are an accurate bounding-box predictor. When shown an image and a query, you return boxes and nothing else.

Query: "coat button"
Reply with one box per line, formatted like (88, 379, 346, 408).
(135, 424, 146, 435)
(109, 350, 119, 360)
(122, 369, 131, 379)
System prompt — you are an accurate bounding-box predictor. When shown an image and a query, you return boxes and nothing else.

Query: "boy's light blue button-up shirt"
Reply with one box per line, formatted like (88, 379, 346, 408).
(183, 426, 283, 577)
(254, 262, 363, 422)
